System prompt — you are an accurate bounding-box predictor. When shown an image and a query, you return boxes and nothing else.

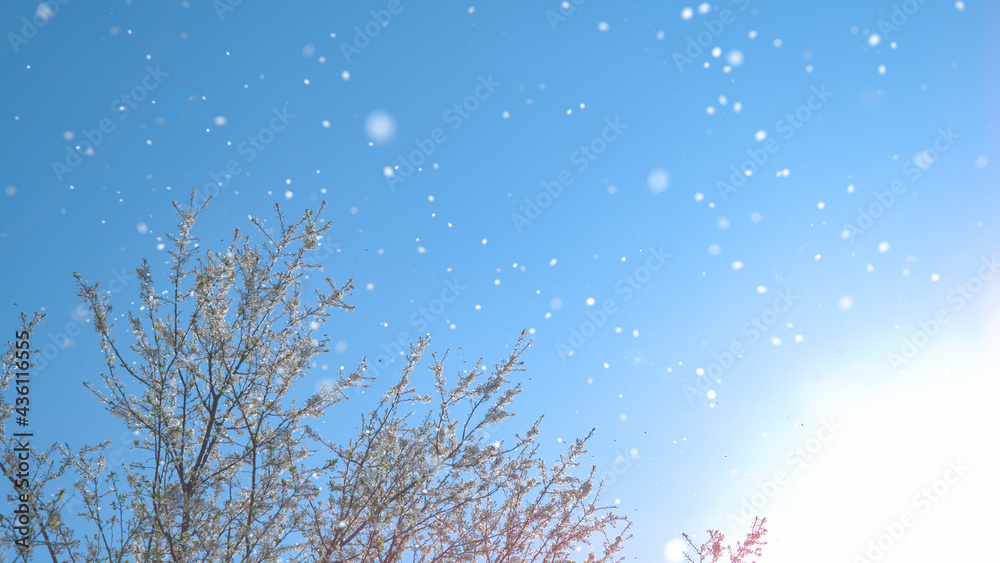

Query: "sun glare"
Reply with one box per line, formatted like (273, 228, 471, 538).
(762, 341, 999, 562)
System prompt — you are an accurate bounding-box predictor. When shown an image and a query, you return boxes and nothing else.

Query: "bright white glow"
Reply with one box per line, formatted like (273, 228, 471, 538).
(760, 364, 999, 562)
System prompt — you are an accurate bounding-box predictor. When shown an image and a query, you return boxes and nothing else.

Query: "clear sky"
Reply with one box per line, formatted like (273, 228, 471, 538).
(1, 1, 998, 561)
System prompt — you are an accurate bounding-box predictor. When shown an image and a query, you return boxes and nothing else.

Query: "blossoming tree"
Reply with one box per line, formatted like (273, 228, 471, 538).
(0, 195, 631, 562)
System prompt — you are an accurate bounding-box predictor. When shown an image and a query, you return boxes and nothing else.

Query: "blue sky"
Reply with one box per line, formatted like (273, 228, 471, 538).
(2, 1, 998, 561)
